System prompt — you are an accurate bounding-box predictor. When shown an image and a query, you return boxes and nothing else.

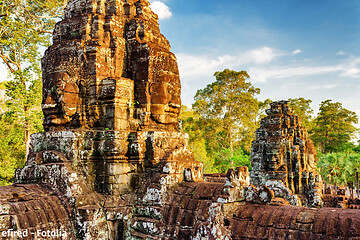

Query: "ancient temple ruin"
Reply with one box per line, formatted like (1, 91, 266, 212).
(0, 0, 359, 239)
(250, 101, 323, 207)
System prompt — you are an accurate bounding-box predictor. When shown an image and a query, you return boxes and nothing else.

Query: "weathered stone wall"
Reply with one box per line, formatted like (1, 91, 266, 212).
(7, 0, 201, 238)
(230, 204, 360, 239)
(0, 185, 76, 239)
(17, 130, 199, 195)
(322, 194, 360, 209)
(251, 100, 322, 207)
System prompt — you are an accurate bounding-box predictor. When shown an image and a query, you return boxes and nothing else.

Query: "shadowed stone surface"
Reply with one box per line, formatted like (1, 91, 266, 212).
(230, 205, 360, 239)
(0, 184, 75, 239)
(0, 1, 359, 239)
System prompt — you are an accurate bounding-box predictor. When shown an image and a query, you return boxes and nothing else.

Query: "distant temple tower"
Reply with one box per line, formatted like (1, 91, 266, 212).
(251, 100, 323, 207)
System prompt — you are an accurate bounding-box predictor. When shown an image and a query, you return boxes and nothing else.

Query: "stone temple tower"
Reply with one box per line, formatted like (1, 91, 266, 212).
(0, 0, 202, 238)
(41, 0, 181, 132)
(35, 0, 203, 196)
(250, 100, 323, 207)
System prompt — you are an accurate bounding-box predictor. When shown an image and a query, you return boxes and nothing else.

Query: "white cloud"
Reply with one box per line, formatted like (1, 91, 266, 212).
(249, 65, 345, 83)
(339, 57, 360, 78)
(292, 49, 302, 55)
(336, 50, 347, 56)
(177, 53, 239, 79)
(341, 68, 360, 77)
(177, 46, 284, 80)
(310, 84, 337, 90)
(149, 1, 172, 20)
(178, 47, 360, 83)
(249, 47, 284, 63)
(177, 45, 360, 109)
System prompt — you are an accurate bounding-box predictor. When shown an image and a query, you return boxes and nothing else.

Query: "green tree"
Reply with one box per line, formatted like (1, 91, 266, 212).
(353, 145, 360, 153)
(0, 0, 65, 157)
(180, 106, 251, 173)
(0, 81, 5, 113)
(288, 97, 314, 130)
(347, 154, 360, 197)
(312, 100, 358, 153)
(0, 113, 25, 185)
(256, 98, 272, 126)
(214, 148, 251, 173)
(193, 69, 260, 168)
(0, 0, 65, 185)
(180, 106, 217, 173)
(317, 152, 360, 197)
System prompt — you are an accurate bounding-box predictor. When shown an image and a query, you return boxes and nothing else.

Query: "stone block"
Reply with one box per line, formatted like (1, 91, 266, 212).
(107, 163, 132, 175)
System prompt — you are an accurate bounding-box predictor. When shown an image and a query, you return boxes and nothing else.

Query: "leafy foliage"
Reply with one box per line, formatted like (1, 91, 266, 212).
(311, 100, 358, 153)
(193, 69, 260, 154)
(0, 113, 26, 185)
(214, 147, 251, 173)
(317, 152, 360, 189)
(288, 97, 314, 130)
(180, 106, 217, 173)
(353, 145, 360, 153)
(180, 69, 258, 172)
(0, 0, 65, 72)
(0, 0, 65, 185)
(180, 105, 252, 173)
(256, 98, 272, 126)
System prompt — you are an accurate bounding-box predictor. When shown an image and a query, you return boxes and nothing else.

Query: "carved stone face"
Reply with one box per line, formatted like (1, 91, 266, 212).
(150, 71, 181, 124)
(267, 153, 283, 171)
(268, 103, 282, 116)
(42, 72, 79, 127)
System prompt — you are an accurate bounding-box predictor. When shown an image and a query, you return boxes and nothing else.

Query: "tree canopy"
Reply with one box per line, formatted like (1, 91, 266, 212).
(188, 69, 260, 170)
(179, 106, 216, 173)
(317, 152, 360, 196)
(288, 97, 314, 130)
(193, 69, 260, 153)
(0, 0, 65, 185)
(312, 100, 358, 153)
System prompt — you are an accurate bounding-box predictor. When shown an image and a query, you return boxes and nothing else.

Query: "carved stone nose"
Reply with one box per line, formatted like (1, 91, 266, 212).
(42, 95, 56, 109)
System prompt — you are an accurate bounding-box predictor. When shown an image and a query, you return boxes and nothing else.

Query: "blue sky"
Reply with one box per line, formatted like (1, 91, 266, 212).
(150, 0, 360, 123)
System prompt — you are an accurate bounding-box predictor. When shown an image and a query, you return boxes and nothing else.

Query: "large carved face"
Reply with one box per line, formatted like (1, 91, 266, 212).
(267, 153, 284, 171)
(42, 72, 80, 127)
(150, 71, 181, 124)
